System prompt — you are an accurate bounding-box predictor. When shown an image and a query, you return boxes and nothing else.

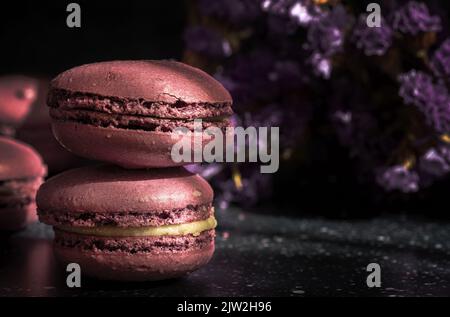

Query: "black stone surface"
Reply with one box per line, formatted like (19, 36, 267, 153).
(1, 208, 450, 297)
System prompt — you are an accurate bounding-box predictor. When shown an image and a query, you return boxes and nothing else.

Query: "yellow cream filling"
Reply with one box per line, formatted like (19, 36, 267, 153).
(57, 216, 217, 237)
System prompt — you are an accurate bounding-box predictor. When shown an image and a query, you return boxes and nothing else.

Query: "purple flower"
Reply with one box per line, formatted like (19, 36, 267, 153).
(242, 104, 284, 129)
(376, 165, 419, 193)
(419, 147, 450, 177)
(216, 167, 273, 209)
(436, 143, 450, 162)
(306, 5, 349, 57)
(399, 70, 450, 133)
(270, 60, 308, 89)
(214, 51, 279, 105)
(262, 0, 324, 27)
(185, 163, 224, 180)
(227, 102, 308, 163)
(237, 104, 283, 151)
(289, 0, 323, 26)
(184, 26, 231, 58)
(352, 14, 393, 56)
(304, 5, 352, 78)
(198, 0, 263, 26)
(308, 53, 331, 79)
(261, 0, 296, 15)
(392, 1, 441, 35)
(186, 0, 450, 204)
(430, 38, 450, 81)
(215, 49, 310, 115)
(332, 110, 354, 146)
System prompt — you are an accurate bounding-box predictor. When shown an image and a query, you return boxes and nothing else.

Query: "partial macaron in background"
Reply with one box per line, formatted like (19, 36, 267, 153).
(0, 136, 46, 231)
(0, 75, 38, 136)
(16, 78, 92, 176)
(37, 164, 216, 281)
(47, 60, 233, 168)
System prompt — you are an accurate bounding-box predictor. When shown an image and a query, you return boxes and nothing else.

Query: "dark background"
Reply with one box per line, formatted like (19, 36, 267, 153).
(2, 0, 450, 218)
(0, 1, 186, 76)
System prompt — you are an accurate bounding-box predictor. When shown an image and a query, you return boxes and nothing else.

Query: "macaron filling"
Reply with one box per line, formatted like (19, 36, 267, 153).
(49, 108, 231, 132)
(57, 215, 217, 237)
(48, 89, 232, 132)
(48, 89, 233, 119)
(54, 229, 215, 253)
(38, 203, 214, 227)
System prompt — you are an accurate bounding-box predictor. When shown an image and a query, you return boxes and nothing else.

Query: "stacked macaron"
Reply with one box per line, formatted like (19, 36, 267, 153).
(47, 60, 233, 168)
(37, 60, 233, 281)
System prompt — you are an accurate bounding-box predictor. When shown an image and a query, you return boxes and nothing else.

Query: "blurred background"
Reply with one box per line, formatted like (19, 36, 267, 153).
(2, 0, 450, 218)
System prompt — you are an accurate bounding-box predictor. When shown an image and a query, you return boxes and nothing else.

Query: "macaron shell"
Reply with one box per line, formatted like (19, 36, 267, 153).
(37, 164, 213, 215)
(0, 136, 46, 180)
(54, 238, 215, 281)
(51, 121, 215, 168)
(51, 60, 232, 104)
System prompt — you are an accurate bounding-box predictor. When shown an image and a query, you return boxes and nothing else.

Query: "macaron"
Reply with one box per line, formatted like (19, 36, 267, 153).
(47, 60, 233, 168)
(16, 78, 91, 175)
(0, 137, 46, 230)
(0, 75, 38, 136)
(37, 164, 217, 281)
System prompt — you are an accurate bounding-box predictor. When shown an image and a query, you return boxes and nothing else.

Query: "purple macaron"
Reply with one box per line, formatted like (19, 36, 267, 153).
(47, 60, 233, 168)
(37, 164, 216, 281)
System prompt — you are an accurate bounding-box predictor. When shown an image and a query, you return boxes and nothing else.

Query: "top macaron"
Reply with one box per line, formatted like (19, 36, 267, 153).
(48, 60, 233, 168)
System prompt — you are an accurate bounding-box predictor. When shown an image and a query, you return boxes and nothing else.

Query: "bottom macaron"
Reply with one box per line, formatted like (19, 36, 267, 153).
(37, 164, 217, 281)
(53, 222, 216, 281)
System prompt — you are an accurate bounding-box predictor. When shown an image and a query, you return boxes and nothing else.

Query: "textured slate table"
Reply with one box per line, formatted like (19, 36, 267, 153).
(1, 208, 449, 297)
